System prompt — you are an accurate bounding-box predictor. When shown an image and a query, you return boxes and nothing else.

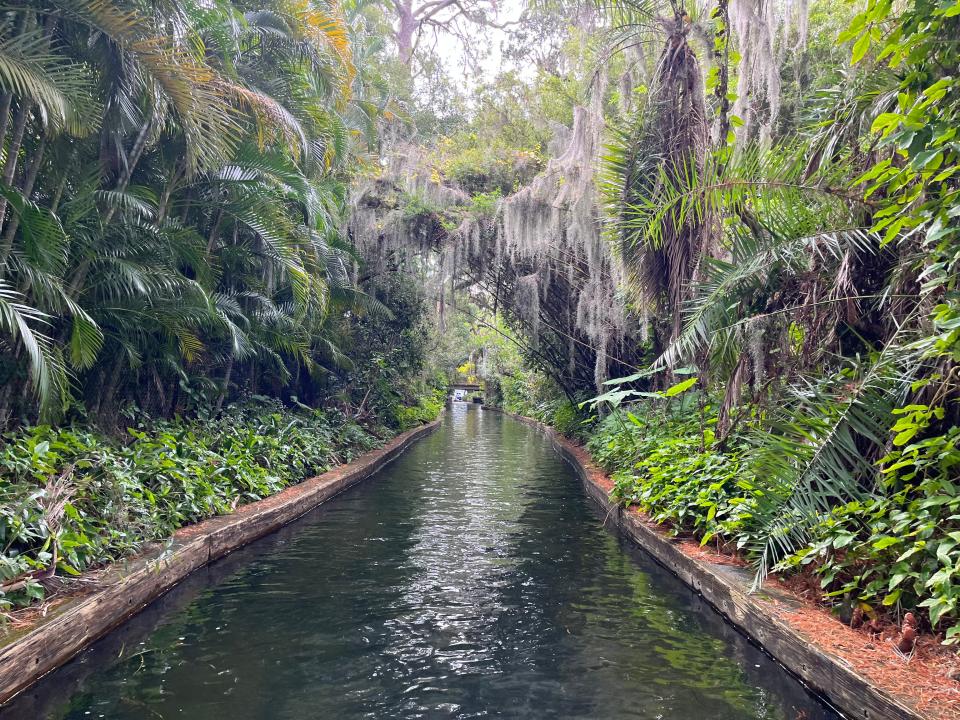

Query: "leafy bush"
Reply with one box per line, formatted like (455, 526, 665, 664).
(551, 400, 588, 438)
(333, 272, 437, 431)
(400, 191, 445, 221)
(588, 398, 960, 640)
(394, 388, 445, 430)
(468, 189, 502, 216)
(779, 418, 960, 641)
(0, 400, 383, 610)
(589, 407, 759, 549)
(443, 143, 542, 195)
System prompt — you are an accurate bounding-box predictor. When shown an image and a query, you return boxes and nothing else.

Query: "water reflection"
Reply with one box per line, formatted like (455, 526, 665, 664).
(1, 404, 838, 719)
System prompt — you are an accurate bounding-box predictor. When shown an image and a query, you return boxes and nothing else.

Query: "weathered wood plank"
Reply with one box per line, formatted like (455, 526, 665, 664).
(485, 407, 925, 720)
(0, 419, 441, 705)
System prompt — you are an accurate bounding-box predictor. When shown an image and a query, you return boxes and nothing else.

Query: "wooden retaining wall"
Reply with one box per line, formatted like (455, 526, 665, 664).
(485, 407, 924, 720)
(0, 418, 441, 705)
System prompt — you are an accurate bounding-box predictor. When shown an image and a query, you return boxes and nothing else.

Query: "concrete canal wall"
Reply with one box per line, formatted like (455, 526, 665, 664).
(484, 407, 925, 720)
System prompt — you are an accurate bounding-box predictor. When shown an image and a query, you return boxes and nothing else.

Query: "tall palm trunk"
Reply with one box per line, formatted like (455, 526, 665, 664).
(0, 100, 31, 229)
(1, 133, 47, 253)
(0, 12, 54, 238)
(101, 113, 155, 226)
(215, 354, 234, 411)
(616, 13, 710, 353)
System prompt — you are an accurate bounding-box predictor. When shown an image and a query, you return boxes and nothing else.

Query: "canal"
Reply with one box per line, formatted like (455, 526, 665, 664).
(2, 404, 838, 719)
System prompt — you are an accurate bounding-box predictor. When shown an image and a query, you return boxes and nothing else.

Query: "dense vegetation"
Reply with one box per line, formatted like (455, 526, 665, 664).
(584, 0, 960, 645)
(1, 0, 958, 666)
(372, 0, 960, 648)
(0, 0, 389, 427)
(1, 400, 381, 604)
(0, 0, 442, 610)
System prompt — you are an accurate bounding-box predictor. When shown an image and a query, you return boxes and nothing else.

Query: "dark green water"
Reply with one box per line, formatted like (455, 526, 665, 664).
(2, 405, 838, 720)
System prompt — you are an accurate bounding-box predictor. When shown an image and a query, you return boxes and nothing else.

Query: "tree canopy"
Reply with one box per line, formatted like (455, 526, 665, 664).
(2, 0, 960, 657)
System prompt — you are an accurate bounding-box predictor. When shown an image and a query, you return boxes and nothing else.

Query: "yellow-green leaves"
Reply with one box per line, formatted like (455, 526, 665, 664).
(941, 0, 960, 17)
(889, 404, 944, 447)
(838, 0, 893, 65)
(663, 376, 698, 397)
(851, 32, 871, 64)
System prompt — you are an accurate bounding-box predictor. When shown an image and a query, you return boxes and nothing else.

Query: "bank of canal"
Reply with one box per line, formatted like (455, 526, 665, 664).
(1, 404, 836, 719)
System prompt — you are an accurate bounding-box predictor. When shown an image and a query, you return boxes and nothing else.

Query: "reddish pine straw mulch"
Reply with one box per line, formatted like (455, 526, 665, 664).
(623, 498, 960, 719)
(774, 601, 960, 720)
(652, 508, 960, 719)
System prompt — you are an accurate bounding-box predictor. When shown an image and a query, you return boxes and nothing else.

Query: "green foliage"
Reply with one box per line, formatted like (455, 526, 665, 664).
(417, 70, 559, 196)
(0, 0, 389, 429)
(588, 390, 960, 636)
(400, 191, 445, 221)
(498, 369, 572, 427)
(328, 271, 440, 429)
(0, 399, 383, 610)
(439, 139, 542, 196)
(595, 0, 960, 646)
(468, 189, 502, 217)
(394, 388, 445, 430)
(551, 400, 585, 438)
(590, 406, 759, 549)
(779, 420, 960, 640)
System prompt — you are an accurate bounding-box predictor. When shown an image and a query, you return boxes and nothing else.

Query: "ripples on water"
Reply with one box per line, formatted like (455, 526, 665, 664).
(2, 404, 839, 720)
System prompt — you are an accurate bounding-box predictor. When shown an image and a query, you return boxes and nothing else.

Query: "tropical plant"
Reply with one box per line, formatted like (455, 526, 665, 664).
(0, 398, 383, 609)
(597, 0, 960, 638)
(0, 0, 387, 430)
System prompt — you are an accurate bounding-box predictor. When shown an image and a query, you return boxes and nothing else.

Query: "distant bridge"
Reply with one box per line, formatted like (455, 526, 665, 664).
(449, 383, 483, 393)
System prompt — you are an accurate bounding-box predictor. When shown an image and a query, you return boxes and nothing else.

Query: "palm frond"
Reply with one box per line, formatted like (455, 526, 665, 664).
(0, 25, 99, 134)
(745, 327, 925, 585)
(0, 278, 67, 409)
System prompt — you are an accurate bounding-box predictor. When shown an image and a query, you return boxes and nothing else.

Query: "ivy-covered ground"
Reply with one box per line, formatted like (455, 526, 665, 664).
(0, 397, 442, 612)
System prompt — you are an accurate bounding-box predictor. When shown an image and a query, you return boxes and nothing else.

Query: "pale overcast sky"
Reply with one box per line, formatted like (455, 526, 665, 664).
(430, 0, 528, 83)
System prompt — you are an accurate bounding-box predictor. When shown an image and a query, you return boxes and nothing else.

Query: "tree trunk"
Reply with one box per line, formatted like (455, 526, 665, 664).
(156, 160, 184, 223)
(97, 351, 126, 419)
(395, 1, 417, 66)
(206, 207, 225, 258)
(713, 0, 731, 152)
(101, 114, 154, 226)
(0, 101, 31, 228)
(0, 12, 54, 232)
(0, 93, 13, 152)
(1, 132, 47, 252)
(215, 354, 234, 412)
(50, 166, 69, 214)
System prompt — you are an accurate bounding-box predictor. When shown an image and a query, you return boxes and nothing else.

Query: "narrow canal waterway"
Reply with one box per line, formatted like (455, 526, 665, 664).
(3, 405, 838, 720)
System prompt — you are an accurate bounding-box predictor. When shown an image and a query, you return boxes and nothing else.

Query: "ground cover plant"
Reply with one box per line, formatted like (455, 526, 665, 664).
(0, 400, 386, 610)
(588, 394, 960, 646)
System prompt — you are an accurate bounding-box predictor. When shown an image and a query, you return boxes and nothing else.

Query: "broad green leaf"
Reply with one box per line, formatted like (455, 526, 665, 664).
(663, 377, 698, 397)
(873, 536, 900, 550)
(851, 33, 871, 64)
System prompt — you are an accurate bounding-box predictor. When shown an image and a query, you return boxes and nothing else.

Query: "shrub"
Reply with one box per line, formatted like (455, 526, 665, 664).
(0, 400, 382, 610)
(778, 421, 960, 640)
(551, 400, 587, 439)
(589, 400, 960, 639)
(468, 189, 502, 216)
(589, 407, 759, 549)
(394, 389, 445, 430)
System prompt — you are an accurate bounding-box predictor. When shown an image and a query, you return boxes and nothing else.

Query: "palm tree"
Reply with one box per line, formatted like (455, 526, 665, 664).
(0, 0, 383, 429)
(599, 0, 951, 587)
